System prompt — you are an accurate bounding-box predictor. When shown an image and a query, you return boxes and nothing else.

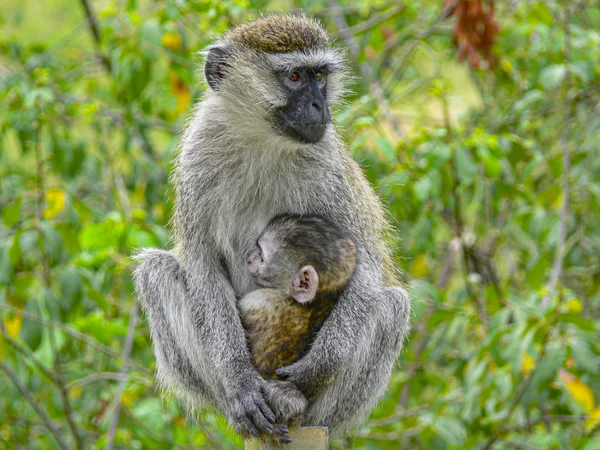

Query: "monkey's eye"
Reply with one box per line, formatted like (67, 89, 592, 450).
(288, 71, 300, 82)
(314, 71, 323, 82)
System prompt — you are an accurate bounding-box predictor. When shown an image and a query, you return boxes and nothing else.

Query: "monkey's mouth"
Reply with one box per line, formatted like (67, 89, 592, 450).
(272, 111, 331, 144)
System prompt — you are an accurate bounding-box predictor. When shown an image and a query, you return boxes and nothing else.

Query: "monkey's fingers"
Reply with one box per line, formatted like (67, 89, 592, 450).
(274, 364, 296, 380)
(272, 425, 293, 444)
(253, 393, 292, 443)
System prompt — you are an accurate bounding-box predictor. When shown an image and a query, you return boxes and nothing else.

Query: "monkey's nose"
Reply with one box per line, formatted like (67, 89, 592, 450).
(311, 101, 323, 112)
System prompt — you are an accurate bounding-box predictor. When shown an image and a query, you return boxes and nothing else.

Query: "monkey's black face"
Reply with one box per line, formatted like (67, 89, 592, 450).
(273, 68, 331, 144)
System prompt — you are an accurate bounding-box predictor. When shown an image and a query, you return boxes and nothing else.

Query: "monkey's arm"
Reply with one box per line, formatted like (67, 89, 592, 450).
(276, 253, 410, 400)
(134, 250, 291, 441)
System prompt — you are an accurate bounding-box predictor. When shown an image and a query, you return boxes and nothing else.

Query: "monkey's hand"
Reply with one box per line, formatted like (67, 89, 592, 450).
(275, 354, 336, 400)
(225, 371, 292, 443)
(263, 379, 308, 424)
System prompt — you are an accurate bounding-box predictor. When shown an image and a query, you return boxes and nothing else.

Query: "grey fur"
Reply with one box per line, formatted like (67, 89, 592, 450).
(133, 16, 410, 439)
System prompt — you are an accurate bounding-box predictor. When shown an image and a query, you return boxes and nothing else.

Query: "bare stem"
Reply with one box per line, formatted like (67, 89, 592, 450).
(1, 362, 70, 450)
(327, 0, 405, 137)
(542, 4, 572, 309)
(33, 118, 84, 450)
(0, 304, 151, 375)
(104, 302, 139, 450)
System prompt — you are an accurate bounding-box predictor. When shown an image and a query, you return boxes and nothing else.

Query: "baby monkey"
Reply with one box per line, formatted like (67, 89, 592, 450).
(239, 215, 357, 385)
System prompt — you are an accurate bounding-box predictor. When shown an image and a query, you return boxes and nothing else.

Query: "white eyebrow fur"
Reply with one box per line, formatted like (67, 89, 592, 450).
(267, 48, 345, 72)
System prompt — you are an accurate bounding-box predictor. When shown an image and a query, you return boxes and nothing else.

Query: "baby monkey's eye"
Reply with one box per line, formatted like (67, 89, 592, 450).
(314, 71, 323, 82)
(288, 71, 300, 82)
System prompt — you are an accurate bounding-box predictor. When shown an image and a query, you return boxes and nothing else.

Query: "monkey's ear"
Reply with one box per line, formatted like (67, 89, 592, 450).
(204, 44, 231, 91)
(292, 265, 319, 304)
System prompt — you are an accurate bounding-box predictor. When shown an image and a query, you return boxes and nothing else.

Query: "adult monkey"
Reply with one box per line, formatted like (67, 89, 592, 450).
(133, 15, 410, 442)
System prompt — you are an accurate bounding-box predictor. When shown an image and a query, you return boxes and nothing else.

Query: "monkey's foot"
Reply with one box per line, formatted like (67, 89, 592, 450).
(263, 380, 308, 424)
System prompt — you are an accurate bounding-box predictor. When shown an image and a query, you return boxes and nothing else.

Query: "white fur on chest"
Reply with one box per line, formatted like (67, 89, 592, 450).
(209, 148, 323, 296)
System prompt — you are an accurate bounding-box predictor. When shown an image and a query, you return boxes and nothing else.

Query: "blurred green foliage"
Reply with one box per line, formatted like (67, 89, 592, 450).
(1, 0, 599, 449)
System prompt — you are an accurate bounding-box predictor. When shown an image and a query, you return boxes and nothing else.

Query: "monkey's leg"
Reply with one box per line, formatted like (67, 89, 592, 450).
(134, 249, 291, 441)
(276, 277, 410, 434)
(304, 286, 410, 434)
(133, 249, 223, 408)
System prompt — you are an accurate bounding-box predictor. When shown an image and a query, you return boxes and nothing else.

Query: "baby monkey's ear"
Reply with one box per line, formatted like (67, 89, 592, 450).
(292, 265, 319, 304)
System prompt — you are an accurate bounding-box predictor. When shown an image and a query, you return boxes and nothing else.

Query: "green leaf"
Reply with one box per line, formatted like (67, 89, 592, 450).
(539, 65, 566, 91)
(2, 197, 22, 227)
(376, 136, 397, 164)
(456, 147, 477, 184)
(433, 416, 467, 446)
(39, 222, 63, 263)
(59, 267, 83, 311)
(413, 177, 432, 201)
(126, 227, 158, 249)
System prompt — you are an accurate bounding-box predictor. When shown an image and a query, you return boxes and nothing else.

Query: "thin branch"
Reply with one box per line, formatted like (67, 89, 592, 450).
(104, 302, 139, 450)
(542, 4, 572, 309)
(77, 0, 156, 159)
(0, 325, 61, 385)
(327, 0, 405, 138)
(368, 405, 428, 426)
(67, 372, 129, 390)
(0, 304, 151, 375)
(478, 323, 555, 450)
(330, 4, 405, 38)
(360, 425, 424, 441)
(34, 119, 84, 450)
(397, 240, 458, 409)
(441, 92, 483, 315)
(503, 440, 542, 450)
(197, 421, 228, 450)
(1, 362, 70, 450)
(77, 0, 111, 71)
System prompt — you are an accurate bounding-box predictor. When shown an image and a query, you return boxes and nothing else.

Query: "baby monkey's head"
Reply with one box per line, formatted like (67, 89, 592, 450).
(247, 215, 357, 303)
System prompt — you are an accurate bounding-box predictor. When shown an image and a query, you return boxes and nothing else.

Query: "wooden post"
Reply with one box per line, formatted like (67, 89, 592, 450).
(245, 427, 328, 450)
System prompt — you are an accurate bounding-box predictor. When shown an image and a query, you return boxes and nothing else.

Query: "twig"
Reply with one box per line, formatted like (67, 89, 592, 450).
(104, 302, 139, 450)
(441, 93, 483, 315)
(361, 425, 424, 440)
(397, 241, 458, 409)
(327, 0, 405, 138)
(330, 4, 405, 38)
(33, 119, 85, 450)
(0, 325, 61, 384)
(478, 322, 555, 450)
(77, 0, 111, 71)
(67, 372, 129, 390)
(504, 440, 542, 450)
(542, 4, 572, 309)
(368, 405, 427, 426)
(0, 304, 151, 375)
(198, 421, 228, 450)
(0, 362, 70, 450)
(77, 0, 156, 159)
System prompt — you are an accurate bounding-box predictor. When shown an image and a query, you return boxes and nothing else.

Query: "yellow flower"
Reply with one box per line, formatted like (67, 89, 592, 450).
(501, 59, 514, 73)
(4, 315, 22, 339)
(566, 298, 583, 315)
(71, 386, 83, 399)
(43, 188, 66, 219)
(559, 369, 595, 412)
(162, 32, 182, 51)
(585, 408, 600, 432)
(169, 73, 191, 117)
(0, 334, 5, 361)
(521, 352, 535, 376)
(410, 254, 429, 277)
(121, 389, 136, 407)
